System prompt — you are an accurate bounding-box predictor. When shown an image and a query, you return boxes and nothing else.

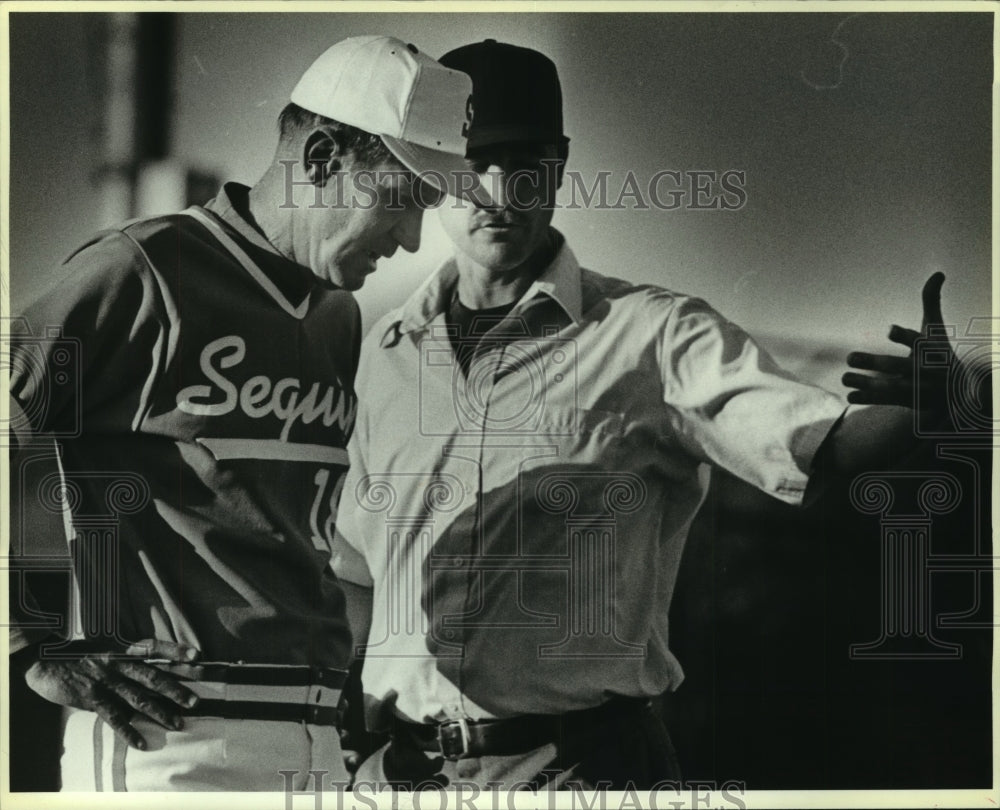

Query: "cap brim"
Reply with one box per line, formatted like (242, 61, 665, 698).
(466, 126, 569, 151)
(382, 135, 493, 207)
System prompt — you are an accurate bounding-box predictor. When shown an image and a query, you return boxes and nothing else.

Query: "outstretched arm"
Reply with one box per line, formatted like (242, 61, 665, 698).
(807, 273, 988, 498)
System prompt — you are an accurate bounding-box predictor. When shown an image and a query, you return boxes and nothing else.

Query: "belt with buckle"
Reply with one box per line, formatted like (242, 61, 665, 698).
(151, 661, 348, 726)
(392, 696, 651, 760)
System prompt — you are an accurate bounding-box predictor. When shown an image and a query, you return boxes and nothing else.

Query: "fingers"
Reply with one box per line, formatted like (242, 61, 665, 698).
(888, 324, 922, 349)
(106, 646, 202, 732)
(125, 638, 200, 662)
(93, 701, 146, 751)
(845, 388, 912, 407)
(97, 643, 202, 738)
(875, 273, 947, 352)
(86, 681, 154, 751)
(24, 655, 196, 749)
(101, 671, 186, 732)
(847, 351, 911, 376)
(116, 659, 200, 709)
(921, 272, 946, 332)
(845, 350, 917, 407)
(842, 372, 916, 407)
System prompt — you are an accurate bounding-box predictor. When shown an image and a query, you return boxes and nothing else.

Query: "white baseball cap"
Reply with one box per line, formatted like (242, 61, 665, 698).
(291, 35, 481, 201)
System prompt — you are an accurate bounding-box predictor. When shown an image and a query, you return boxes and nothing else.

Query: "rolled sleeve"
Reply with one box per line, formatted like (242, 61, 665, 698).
(661, 297, 846, 505)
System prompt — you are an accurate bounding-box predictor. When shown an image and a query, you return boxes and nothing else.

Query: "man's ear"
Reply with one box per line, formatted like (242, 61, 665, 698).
(302, 126, 345, 186)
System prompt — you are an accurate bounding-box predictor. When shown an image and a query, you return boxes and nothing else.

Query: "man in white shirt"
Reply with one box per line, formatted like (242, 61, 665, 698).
(332, 39, 967, 791)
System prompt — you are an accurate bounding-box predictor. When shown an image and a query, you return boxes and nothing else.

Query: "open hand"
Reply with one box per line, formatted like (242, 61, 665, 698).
(23, 638, 201, 750)
(842, 272, 952, 413)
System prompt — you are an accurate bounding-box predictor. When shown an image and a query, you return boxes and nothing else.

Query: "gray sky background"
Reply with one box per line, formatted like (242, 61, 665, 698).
(8, 12, 994, 362)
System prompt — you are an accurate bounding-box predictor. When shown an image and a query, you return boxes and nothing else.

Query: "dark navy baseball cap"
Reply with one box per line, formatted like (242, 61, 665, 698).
(439, 39, 570, 152)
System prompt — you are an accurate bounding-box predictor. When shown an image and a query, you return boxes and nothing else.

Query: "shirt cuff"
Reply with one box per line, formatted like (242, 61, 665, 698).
(791, 404, 851, 477)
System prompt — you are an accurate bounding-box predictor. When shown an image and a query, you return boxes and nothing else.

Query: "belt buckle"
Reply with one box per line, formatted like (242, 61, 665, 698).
(437, 717, 471, 761)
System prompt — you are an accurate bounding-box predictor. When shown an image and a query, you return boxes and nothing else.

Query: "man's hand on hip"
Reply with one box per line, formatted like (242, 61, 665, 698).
(22, 638, 201, 750)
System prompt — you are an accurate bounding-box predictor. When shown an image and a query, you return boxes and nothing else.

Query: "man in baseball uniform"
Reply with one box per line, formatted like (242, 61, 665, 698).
(331, 39, 963, 790)
(7, 35, 477, 791)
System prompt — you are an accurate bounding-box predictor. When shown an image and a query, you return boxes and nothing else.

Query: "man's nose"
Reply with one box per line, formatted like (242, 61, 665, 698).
(480, 164, 511, 209)
(393, 208, 423, 253)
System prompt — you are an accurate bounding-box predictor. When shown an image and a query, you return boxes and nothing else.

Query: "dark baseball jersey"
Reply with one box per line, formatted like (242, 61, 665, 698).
(10, 184, 357, 668)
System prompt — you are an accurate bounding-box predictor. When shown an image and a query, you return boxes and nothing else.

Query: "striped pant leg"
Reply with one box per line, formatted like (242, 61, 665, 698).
(60, 711, 348, 791)
(60, 710, 129, 791)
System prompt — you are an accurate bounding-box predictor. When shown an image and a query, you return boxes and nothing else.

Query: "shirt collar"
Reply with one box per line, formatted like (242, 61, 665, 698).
(383, 230, 583, 347)
(203, 182, 288, 260)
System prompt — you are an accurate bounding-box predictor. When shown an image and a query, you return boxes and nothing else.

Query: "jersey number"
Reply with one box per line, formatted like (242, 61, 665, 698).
(309, 467, 347, 553)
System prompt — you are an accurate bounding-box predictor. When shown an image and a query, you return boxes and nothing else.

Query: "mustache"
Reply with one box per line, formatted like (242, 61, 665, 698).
(473, 210, 529, 228)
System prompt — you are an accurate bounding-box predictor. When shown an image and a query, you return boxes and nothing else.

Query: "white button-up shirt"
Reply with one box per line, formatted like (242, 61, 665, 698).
(332, 236, 845, 724)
